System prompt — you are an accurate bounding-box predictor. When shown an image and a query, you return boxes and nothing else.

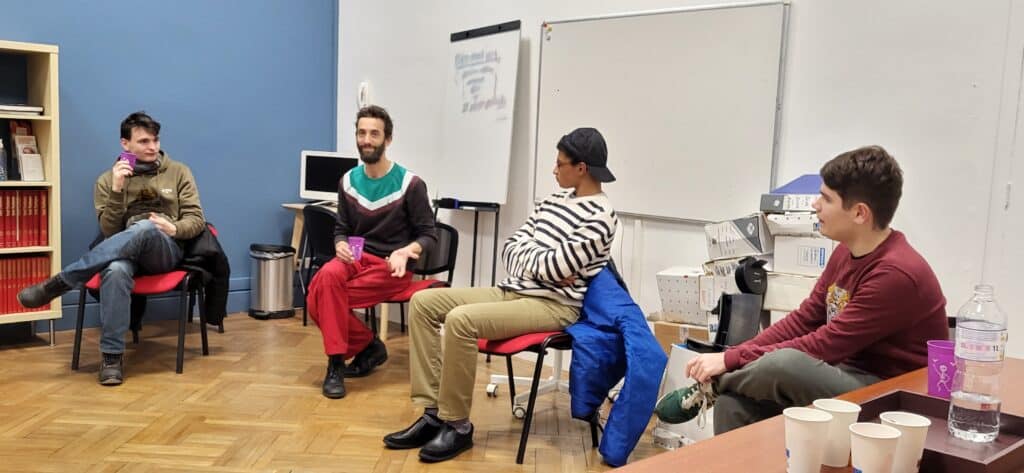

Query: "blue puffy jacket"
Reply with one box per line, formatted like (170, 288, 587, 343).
(566, 266, 667, 467)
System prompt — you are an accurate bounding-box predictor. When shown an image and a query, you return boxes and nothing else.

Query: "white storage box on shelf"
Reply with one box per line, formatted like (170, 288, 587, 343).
(764, 272, 819, 312)
(774, 235, 837, 277)
(656, 266, 708, 325)
(704, 213, 774, 261)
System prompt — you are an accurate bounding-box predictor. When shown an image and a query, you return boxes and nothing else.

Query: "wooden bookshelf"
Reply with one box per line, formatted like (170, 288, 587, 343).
(0, 39, 61, 345)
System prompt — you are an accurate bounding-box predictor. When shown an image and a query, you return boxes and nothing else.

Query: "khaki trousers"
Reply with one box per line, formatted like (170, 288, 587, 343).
(409, 287, 580, 421)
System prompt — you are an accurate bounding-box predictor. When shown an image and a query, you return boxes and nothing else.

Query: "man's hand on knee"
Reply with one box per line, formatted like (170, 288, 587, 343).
(148, 213, 177, 238)
(686, 353, 727, 383)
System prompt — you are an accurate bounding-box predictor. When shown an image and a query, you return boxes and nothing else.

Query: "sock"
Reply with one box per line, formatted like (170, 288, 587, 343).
(447, 418, 472, 435)
(422, 408, 441, 426)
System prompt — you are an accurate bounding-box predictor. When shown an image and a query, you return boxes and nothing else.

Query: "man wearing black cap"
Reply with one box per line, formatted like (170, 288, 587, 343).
(383, 128, 619, 463)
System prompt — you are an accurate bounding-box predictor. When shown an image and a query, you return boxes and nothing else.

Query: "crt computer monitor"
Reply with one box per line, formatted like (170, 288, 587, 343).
(299, 150, 361, 201)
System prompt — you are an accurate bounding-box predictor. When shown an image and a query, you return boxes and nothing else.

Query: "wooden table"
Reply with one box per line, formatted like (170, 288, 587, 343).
(281, 202, 392, 341)
(616, 358, 1024, 472)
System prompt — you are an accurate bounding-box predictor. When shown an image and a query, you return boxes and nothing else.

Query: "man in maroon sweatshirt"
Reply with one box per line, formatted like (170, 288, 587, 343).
(657, 145, 949, 433)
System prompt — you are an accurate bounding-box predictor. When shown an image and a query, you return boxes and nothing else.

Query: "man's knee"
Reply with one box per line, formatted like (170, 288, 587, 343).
(409, 288, 448, 324)
(101, 261, 134, 280)
(747, 348, 809, 382)
(444, 309, 476, 339)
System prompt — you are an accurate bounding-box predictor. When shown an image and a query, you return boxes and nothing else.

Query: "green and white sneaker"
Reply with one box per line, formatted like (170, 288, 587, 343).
(655, 382, 716, 426)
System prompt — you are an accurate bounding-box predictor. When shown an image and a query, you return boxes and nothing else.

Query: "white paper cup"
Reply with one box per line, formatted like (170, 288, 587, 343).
(783, 407, 833, 473)
(880, 411, 932, 473)
(849, 422, 901, 473)
(813, 398, 863, 467)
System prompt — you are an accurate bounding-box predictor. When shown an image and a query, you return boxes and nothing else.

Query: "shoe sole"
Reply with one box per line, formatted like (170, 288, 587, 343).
(418, 441, 473, 463)
(345, 353, 388, 378)
(383, 436, 430, 450)
(322, 390, 346, 399)
(99, 377, 123, 386)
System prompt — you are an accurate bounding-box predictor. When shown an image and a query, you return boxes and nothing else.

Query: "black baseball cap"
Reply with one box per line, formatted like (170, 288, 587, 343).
(556, 127, 615, 183)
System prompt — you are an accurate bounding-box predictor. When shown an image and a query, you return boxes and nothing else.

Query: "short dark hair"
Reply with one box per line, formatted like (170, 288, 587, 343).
(355, 105, 393, 139)
(820, 145, 903, 229)
(120, 111, 160, 140)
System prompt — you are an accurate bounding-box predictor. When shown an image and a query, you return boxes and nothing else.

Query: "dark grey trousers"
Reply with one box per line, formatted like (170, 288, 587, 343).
(713, 348, 881, 434)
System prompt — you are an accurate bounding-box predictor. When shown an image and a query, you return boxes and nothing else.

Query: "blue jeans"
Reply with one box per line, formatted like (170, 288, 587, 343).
(59, 220, 183, 354)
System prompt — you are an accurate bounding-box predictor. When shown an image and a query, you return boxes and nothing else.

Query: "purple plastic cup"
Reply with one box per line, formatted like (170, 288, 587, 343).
(348, 236, 365, 261)
(927, 339, 955, 399)
(119, 151, 138, 169)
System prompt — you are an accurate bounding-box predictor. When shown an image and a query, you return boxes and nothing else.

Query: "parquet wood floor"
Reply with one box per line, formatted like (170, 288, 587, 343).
(0, 313, 662, 472)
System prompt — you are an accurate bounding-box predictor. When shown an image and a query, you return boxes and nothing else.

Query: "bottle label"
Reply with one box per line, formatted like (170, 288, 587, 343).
(955, 327, 1008, 362)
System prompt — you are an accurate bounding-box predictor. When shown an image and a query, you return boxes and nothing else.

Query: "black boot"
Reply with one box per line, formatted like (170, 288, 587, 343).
(322, 354, 346, 399)
(18, 275, 72, 309)
(345, 338, 388, 377)
(98, 353, 124, 386)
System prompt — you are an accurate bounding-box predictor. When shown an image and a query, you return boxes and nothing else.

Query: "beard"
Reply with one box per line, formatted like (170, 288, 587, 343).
(359, 143, 386, 164)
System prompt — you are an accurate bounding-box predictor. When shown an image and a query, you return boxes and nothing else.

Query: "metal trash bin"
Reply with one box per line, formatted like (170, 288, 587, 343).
(249, 244, 296, 319)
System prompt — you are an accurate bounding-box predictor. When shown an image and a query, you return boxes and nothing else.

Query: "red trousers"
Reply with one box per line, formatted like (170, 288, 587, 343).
(307, 254, 412, 357)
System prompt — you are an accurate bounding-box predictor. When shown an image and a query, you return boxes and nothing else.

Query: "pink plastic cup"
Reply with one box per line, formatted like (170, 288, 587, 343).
(118, 151, 137, 169)
(927, 339, 955, 399)
(348, 236, 365, 261)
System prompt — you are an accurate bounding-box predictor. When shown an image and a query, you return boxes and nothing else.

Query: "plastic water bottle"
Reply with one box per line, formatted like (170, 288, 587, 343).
(948, 284, 1008, 442)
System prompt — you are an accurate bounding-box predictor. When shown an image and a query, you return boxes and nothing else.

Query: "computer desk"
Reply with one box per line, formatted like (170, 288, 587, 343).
(614, 358, 1024, 472)
(282, 202, 393, 341)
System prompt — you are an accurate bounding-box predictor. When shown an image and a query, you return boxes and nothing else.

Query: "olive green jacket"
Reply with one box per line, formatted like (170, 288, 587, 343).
(93, 151, 205, 240)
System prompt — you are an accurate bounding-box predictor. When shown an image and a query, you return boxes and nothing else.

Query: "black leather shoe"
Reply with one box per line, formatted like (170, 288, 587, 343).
(18, 275, 72, 309)
(344, 338, 388, 378)
(384, 414, 443, 449)
(98, 353, 124, 386)
(418, 424, 474, 463)
(322, 355, 346, 399)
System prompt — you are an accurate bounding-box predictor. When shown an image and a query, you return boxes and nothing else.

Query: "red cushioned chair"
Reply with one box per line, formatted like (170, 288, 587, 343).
(70, 222, 216, 375)
(478, 331, 599, 464)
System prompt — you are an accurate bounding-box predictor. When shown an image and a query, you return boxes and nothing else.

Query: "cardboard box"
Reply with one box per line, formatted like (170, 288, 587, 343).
(653, 321, 711, 355)
(773, 235, 837, 276)
(765, 212, 821, 237)
(704, 213, 774, 261)
(656, 267, 706, 324)
(759, 193, 817, 213)
(658, 344, 715, 441)
(764, 271, 819, 312)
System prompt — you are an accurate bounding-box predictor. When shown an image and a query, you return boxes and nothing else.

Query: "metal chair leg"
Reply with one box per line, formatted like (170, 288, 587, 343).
(517, 348, 548, 464)
(400, 303, 406, 333)
(505, 355, 517, 409)
(590, 412, 600, 448)
(176, 281, 188, 374)
(197, 287, 209, 356)
(72, 289, 87, 370)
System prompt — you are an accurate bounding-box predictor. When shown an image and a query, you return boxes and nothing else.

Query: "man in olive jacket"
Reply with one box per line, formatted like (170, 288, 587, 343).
(18, 111, 205, 386)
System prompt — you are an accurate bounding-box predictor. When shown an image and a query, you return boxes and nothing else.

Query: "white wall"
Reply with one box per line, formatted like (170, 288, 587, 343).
(339, 0, 1024, 356)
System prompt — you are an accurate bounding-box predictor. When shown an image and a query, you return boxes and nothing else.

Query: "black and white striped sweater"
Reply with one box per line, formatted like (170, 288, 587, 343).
(499, 191, 618, 306)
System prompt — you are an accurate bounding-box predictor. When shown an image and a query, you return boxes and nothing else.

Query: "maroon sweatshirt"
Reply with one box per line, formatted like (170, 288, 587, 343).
(724, 231, 949, 379)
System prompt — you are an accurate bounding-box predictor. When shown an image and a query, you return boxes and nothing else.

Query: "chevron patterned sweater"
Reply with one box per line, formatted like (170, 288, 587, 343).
(334, 162, 437, 258)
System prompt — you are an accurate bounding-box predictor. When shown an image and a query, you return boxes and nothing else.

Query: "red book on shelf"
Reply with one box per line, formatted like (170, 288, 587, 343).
(39, 190, 48, 247)
(29, 191, 38, 246)
(0, 191, 7, 248)
(5, 192, 14, 248)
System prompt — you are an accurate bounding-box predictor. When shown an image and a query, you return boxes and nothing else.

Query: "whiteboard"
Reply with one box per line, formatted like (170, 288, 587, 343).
(534, 2, 788, 222)
(438, 21, 521, 205)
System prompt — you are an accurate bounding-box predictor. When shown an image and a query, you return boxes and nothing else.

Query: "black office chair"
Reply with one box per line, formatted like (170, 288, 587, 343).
(686, 293, 766, 353)
(384, 221, 459, 332)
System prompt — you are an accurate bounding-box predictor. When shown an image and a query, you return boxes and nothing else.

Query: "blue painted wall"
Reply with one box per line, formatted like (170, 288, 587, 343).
(0, 0, 337, 330)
